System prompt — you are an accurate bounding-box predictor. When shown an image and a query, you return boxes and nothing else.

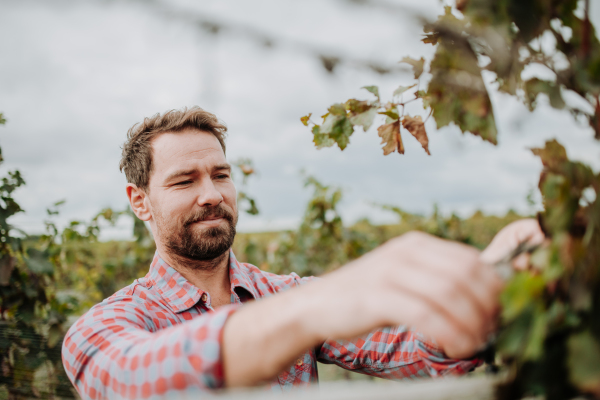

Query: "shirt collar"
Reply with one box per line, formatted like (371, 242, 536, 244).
(147, 249, 258, 313)
(228, 251, 259, 301)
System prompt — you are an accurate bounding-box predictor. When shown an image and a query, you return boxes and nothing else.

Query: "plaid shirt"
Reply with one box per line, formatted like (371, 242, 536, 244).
(62, 250, 480, 399)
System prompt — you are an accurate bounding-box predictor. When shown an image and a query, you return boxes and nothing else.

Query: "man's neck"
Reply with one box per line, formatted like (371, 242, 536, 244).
(159, 250, 232, 308)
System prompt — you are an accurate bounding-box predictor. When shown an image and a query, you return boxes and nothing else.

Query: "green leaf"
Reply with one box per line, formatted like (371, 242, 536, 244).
(531, 139, 568, 170)
(523, 308, 547, 360)
(329, 117, 354, 150)
(238, 192, 260, 215)
(25, 248, 54, 275)
(312, 125, 335, 149)
(362, 86, 380, 100)
(568, 330, 600, 396)
(378, 110, 400, 120)
(400, 57, 425, 80)
(0, 113, 5, 125)
(47, 324, 63, 348)
(501, 272, 545, 322)
(349, 107, 378, 132)
(320, 114, 344, 135)
(427, 31, 497, 144)
(345, 99, 372, 114)
(416, 90, 431, 109)
(532, 139, 596, 236)
(328, 103, 346, 116)
(300, 113, 312, 126)
(393, 84, 417, 97)
(0, 254, 15, 285)
(319, 107, 354, 150)
(496, 306, 535, 357)
(524, 78, 566, 111)
(345, 99, 378, 131)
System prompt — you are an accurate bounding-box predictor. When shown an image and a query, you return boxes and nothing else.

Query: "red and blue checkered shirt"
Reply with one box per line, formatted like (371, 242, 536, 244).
(62, 250, 480, 399)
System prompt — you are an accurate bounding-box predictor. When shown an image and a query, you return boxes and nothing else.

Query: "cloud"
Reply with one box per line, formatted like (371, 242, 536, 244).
(1, 0, 599, 238)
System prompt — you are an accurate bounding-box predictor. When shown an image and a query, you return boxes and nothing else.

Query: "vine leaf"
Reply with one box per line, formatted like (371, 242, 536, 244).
(362, 85, 380, 101)
(400, 57, 425, 80)
(531, 139, 568, 170)
(377, 120, 403, 155)
(0, 254, 15, 285)
(402, 115, 430, 155)
(568, 330, 600, 396)
(427, 25, 498, 144)
(349, 107, 378, 131)
(312, 126, 335, 149)
(524, 78, 566, 111)
(379, 110, 400, 120)
(393, 84, 417, 97)
(300, 113, 312, 126)
(416, 90, 431, 109)
(319, 104, 354, 150)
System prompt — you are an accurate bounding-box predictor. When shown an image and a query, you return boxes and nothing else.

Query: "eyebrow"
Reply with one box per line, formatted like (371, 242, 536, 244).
(213, 164, 232, 172)
(164, 164, 232, 183)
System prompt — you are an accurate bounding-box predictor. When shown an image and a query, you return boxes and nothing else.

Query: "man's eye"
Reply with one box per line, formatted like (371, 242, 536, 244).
(174, 181, 192, 186)
(216, 174, 229, 179)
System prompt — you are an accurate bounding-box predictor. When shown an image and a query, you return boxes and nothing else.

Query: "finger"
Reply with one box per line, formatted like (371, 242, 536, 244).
(384, 289, 485, 359)
(512, 253, 530, 271)
(388, 266, 492, 345)
(397, 235, 503, 321)
(480, 219, 545, 265)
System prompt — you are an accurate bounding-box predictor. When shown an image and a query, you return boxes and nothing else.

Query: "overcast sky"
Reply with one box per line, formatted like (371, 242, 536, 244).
(1, 0, 599, 239)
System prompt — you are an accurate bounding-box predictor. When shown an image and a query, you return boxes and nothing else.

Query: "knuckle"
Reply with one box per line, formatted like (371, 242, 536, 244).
(400, 231, 428, 245)
(438, 279, 459, 300)
(463, 258, 480, 277)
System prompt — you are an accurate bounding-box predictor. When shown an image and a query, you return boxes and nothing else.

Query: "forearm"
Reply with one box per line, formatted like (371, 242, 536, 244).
(222, 278, 330, 387)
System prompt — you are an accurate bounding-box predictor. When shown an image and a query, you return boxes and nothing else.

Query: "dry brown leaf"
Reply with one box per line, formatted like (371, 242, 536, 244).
(402, 115, 431, 155)
(377, 120, 404, 155)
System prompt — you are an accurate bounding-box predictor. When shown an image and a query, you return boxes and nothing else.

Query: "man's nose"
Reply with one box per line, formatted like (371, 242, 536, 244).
(196, 179, 223, 207)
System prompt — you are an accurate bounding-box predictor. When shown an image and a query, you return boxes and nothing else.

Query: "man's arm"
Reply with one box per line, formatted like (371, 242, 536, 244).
(223, 219, 544, 387)
(62, 295, 240, 399)
(308, 283, 483, 379)
(317, 326, 481, 380)
(223, 231, 500, 387)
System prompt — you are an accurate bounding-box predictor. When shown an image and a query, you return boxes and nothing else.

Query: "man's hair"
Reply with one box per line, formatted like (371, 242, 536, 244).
(119, 106, 227, 192)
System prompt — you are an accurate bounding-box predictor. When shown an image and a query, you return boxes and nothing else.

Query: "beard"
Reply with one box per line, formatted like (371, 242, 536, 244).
(158, 204, 238, 263)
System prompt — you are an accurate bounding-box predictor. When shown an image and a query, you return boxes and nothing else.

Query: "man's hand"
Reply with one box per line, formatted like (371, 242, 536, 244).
(307, 232, 503, 360)
(223, 219, 545, 387)
(480, 218, 546, 270)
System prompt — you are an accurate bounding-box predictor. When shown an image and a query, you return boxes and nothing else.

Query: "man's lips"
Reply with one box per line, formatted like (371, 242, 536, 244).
(191, 217, 224, 227)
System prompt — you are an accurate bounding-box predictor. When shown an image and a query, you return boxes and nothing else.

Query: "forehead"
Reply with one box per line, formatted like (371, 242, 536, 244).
(150, 129, 226, 178)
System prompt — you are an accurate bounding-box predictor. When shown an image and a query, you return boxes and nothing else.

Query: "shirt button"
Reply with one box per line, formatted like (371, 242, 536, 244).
(296, 358, 303, 367)
(201, 293, 208, 303)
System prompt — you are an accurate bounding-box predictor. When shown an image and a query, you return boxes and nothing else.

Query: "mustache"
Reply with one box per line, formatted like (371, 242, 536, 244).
(182, 205, 234, 227)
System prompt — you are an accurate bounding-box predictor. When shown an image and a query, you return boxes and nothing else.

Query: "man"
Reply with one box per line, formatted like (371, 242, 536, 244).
(62, 107, 544, 399)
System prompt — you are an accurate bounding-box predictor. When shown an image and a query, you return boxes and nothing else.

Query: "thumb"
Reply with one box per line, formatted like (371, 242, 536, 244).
(480, 219, 546, 266)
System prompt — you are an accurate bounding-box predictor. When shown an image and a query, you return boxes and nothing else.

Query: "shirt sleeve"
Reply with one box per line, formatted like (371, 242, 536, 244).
(61, 295, 241, 400)
(317, 326, 482, 380)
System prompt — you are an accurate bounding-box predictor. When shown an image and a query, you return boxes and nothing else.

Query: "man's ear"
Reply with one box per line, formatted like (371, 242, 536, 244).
(126, 183, 152, 221)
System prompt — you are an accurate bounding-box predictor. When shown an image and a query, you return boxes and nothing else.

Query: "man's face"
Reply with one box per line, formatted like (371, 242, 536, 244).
(146, 129, 238, 262)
